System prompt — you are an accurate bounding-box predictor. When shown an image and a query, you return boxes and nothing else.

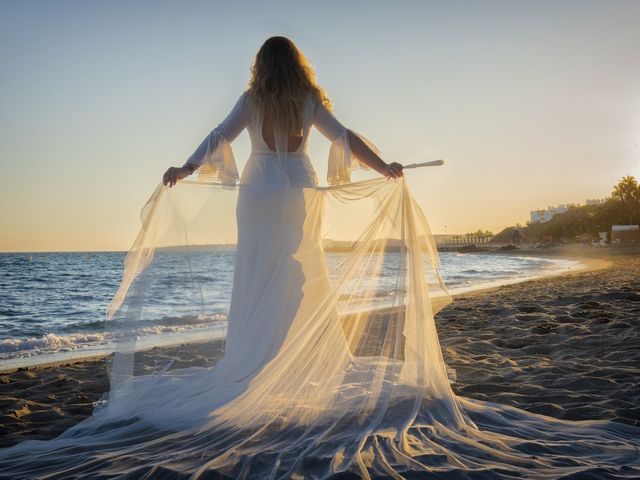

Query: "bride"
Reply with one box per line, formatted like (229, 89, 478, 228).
(0, 35, 638, 479)
(159, 35, 404, 391)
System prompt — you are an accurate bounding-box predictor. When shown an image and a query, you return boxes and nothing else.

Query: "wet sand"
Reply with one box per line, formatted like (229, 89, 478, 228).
(441, 247, 639, 427)
(1, 247, 638, 449)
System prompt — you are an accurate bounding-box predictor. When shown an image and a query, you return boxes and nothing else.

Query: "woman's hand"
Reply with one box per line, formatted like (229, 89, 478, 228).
(163, 166, 192, 188)
(384, 162, 404, 180)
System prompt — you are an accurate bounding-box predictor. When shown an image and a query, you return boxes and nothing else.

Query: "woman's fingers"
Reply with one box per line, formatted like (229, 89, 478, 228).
(385, 163, 404, 179)
(163, 167, 179, 187)
(391, 163, 404, 177)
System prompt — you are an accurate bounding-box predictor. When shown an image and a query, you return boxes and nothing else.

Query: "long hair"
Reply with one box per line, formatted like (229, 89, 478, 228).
(247, 36, 333, 135)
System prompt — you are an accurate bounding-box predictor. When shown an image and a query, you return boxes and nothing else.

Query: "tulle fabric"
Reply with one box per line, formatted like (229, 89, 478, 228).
(0, 175, 638, 478)
(104, 173, 461, 426)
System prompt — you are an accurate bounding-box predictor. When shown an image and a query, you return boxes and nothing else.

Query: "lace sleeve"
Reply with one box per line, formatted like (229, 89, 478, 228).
(182, 91, 249, 186)
(312, 99, 381, 185)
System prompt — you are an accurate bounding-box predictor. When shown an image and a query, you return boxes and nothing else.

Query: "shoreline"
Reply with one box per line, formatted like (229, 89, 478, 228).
(450, 250, 611, 300)
(1, 248, 638, 447)
(0, 248, 609, 374)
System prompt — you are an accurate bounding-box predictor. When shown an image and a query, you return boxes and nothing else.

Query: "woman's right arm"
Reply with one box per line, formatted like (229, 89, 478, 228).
(163, 91, 250, 187)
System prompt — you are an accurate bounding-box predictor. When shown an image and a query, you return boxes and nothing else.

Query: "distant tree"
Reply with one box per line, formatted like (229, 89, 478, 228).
(501, 175, 638, 243)
(612, 176, 640, 225)
(593, 198, 621, 230)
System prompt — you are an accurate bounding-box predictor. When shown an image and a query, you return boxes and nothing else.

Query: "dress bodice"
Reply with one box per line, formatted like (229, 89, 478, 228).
(182, 91, 381, 186)
(248, 93, 315, 156)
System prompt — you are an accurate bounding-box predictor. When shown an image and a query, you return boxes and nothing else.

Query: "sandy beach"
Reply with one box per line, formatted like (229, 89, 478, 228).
(1, 247, 638, 450)
(440, 246, 639, 427)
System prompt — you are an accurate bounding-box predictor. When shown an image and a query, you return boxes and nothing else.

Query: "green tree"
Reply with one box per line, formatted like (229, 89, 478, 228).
(503, 175, 639, 243)
(612, 176, 640, 225)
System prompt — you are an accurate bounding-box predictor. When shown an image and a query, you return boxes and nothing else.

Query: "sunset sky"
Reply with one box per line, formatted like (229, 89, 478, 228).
(1, 0, 639, 252)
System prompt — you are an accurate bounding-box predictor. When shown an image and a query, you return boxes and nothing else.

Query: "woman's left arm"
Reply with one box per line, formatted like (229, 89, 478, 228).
(311, 99, 403, 183)
(347, 130, 403, 179)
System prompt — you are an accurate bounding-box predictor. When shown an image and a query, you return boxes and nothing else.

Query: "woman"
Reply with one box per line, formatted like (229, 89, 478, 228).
(1, 36, 638, 479)
(158, 36, 406, 386)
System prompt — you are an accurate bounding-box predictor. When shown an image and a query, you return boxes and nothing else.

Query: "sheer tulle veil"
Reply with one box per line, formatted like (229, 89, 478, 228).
(0, 90, 639, 478)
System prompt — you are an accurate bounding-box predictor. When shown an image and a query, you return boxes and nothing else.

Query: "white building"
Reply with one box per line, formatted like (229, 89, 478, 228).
(530, 198, 607, 224)
(597, 231, 608, 245)
(433, 234, 494, 245)
(530, 205, 569, 224)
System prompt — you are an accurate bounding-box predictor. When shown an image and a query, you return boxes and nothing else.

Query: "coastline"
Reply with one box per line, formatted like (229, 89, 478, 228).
(450, 246, 612, 300)
(1, 246, 638, 448)
(0, 249, 596, 374)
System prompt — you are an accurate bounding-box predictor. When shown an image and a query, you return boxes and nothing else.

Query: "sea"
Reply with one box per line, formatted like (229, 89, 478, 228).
(0, 251, 583, 370)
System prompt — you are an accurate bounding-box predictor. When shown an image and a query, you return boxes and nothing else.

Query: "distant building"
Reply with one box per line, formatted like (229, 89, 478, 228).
(433, 234, 494, 245)
(530, 205, 569, 223)
(530, 199, 607, 224)
(598, 231, 608, 245)
(611, 225, 640, 245)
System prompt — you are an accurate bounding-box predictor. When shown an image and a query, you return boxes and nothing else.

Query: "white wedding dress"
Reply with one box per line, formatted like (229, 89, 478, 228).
(0, 92, 639, 479)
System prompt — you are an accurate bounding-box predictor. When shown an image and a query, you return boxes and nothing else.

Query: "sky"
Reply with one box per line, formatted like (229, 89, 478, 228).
(1, 0, 639, 252)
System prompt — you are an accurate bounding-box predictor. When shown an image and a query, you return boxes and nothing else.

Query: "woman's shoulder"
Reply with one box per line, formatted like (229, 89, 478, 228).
(239, 90, 254, 119)
(306, 91, 329, 116)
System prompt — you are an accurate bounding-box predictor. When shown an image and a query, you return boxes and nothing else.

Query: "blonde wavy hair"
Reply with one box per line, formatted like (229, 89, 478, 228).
(247, 36, 333, 135)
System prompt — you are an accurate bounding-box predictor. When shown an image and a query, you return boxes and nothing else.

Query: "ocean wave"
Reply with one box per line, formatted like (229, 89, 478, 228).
(0, 313, 229, 359)
(0, 332, 107, 355)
